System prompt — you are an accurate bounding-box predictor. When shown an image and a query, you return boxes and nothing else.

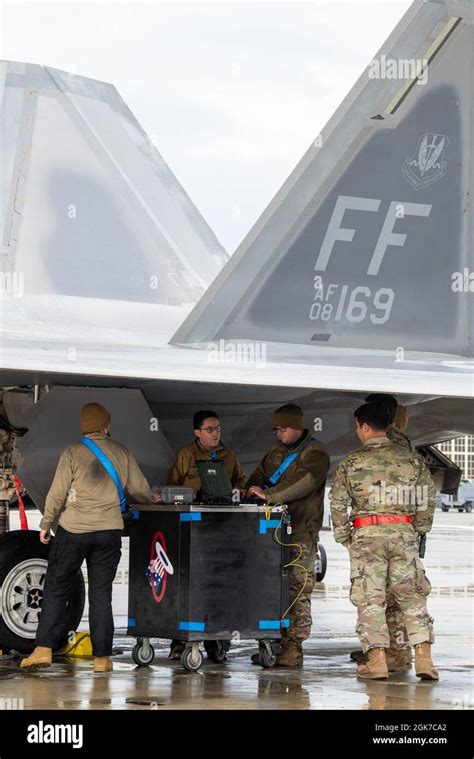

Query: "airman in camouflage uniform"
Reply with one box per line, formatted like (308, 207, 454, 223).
(348, 394, 419, 672)
(329, 402, 438, 680)
(246, 404, 330, 667)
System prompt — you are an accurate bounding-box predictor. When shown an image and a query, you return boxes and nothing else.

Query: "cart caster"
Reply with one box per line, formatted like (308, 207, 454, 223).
(132, 638, 155, 666)
(204, 640, 230, 663)
(181, 643, 203, 672)
(258, 640, 277, 668)
(315, 542, 327, 582)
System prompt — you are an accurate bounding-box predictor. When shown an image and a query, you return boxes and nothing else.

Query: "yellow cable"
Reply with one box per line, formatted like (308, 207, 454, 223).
(266, 501, 309, 621)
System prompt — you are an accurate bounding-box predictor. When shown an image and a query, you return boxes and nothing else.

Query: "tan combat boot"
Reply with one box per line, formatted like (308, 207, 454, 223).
(169, 641, 185, 660)
(356, 648, 388, 680)
(20, 646, 52, 670)
(414, 643, 439, 681)
(276, 641, 303, 668)
(93, 656, 113, 673)
(386, 648, 412, 673)
(351, 647, 411, 672)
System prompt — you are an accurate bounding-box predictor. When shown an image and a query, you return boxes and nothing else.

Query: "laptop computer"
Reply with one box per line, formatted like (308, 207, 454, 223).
(197, 460, 234, 504)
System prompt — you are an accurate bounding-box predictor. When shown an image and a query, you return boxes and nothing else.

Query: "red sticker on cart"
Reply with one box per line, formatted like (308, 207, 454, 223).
(146, 531, 174, 603)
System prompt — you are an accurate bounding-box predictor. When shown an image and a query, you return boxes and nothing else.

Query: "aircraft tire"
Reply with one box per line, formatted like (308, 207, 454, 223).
(0, 531, 85, 654)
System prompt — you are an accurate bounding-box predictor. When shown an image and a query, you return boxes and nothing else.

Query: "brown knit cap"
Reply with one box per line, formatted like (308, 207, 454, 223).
(394, 404, 408, 433)
(80, 403, 111, 434)
(273, 404, 304, 431)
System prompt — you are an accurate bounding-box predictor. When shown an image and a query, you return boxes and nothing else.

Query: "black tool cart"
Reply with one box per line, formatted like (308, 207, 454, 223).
(127, 503, 290, 671)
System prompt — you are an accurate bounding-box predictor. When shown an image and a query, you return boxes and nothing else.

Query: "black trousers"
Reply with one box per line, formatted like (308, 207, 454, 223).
(36, 526, 122, 656)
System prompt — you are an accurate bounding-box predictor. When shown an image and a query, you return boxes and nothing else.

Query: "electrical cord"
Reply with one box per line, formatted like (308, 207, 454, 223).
(266, 500, 309, 620)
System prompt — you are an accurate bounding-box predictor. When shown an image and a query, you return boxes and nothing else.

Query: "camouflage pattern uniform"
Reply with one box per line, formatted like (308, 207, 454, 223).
(329, 435, 436, 653)
(385, 424, 420, 654)
(285, 541, 316, 644)
(246, 430, 330, 644)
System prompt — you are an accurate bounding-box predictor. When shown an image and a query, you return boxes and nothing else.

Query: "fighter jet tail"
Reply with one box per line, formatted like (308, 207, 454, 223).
(172, 0, 473, 358)
(1, 61, 228, 306)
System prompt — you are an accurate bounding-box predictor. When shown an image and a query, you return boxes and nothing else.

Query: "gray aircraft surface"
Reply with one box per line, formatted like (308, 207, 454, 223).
(0, 0, 472, 653)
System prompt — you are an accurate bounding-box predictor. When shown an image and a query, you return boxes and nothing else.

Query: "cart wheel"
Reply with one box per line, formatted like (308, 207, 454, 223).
(259, 642, 277, 668)
(204, 640, 229, 663)
(181, 645, 203, 672)
(132, 641, 155, 666)
(315, 543, 327, 582)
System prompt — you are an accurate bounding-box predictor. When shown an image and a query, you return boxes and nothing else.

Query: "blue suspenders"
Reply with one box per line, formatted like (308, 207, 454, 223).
(81, 437, 127, 513)
(265, 436, 317, 488)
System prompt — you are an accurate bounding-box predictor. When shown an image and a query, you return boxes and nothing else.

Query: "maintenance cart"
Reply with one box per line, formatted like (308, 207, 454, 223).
(127, 503, 290, 671)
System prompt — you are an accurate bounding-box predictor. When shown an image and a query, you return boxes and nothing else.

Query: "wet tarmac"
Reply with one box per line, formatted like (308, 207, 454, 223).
(0, 511, 472, 710)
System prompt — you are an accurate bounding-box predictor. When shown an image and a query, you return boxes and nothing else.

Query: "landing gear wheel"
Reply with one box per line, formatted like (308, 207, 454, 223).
(0, 531, 85, 654)
(441, 505, 450, 512)
(315, 542, 327, 582)
(258, 641, 277, 668)
(204, 640, 230, 663)
(181, 644, 203, 672)
(465, 503, 472, 513)
(132, 639, 155, 666)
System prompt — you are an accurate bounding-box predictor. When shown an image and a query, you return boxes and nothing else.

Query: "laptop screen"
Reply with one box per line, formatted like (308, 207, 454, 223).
(197, 460, 233, 499)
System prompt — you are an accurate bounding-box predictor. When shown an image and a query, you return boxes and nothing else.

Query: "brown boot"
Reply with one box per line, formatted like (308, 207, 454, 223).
(414, 643, 439, 681)
(93, 656, 113, 673)
(354, 647, 412, 672)
(20, 646, 52, 670)
(169, 641, 185, 660)
(276, 641, 303, 668)
(357, 648, 388, 680)
(386, 648, 412, 673)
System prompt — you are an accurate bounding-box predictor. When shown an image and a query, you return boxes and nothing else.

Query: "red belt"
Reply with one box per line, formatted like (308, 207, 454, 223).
(353, 515, 412, 528)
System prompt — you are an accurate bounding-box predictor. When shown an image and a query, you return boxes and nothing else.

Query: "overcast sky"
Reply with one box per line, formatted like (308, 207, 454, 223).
(1, 1, 412, 254)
